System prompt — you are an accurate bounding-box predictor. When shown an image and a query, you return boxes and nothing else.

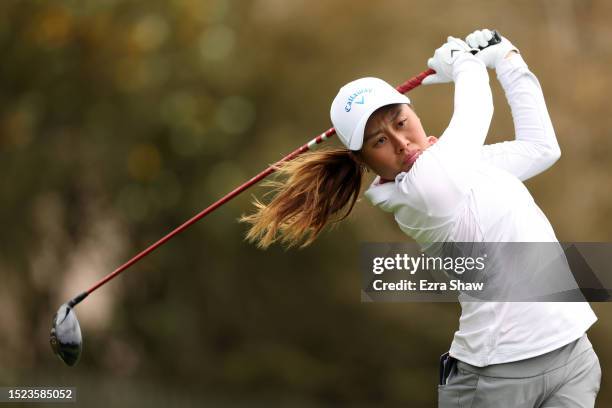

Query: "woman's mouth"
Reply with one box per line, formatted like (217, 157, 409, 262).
(403, 150, 421, 167)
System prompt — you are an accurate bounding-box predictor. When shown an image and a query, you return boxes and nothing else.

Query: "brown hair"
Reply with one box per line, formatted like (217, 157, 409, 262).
(240, 148, 366, 249)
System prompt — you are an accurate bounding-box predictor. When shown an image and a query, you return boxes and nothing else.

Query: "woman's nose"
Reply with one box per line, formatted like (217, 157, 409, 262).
(391, 133, 409, 153)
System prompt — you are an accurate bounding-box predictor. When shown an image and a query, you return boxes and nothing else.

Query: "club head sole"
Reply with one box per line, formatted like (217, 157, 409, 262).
(50, 304, 83, 367)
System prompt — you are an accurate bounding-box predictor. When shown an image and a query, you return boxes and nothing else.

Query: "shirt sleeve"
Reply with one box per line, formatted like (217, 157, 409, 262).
(396, 54, 493, 218)
(434, 54, 495, 164)
(480, 54, 561, 181)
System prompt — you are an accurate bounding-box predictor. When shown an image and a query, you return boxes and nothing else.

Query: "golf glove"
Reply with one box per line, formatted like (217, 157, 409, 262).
(422, 36, 478, 85)
(465, 29, 519, 69)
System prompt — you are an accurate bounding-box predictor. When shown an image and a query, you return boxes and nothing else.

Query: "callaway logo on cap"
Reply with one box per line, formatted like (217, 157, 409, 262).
(344, 88, 372, 112)
(330, 77, 410, 151)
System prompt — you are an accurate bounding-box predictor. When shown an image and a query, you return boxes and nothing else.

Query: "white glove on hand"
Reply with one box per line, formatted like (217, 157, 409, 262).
(422, 36, 477, 85)
(465, 29, 519, 69)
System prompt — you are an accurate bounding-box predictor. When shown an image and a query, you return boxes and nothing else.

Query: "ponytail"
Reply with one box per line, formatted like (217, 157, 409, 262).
(240, 148, 366, 249)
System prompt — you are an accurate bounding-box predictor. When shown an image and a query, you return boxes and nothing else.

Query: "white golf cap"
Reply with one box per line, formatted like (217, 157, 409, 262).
(330, 77, 410, 151)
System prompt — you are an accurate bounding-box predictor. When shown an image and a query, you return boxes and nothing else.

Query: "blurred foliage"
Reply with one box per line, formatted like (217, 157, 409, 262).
(1, 0, 611, 406)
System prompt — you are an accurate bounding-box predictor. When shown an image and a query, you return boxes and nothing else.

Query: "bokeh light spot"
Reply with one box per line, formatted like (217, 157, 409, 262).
(199, 25, 235, 61)
(130, 14, 169, 52)
(215, 96, 256, 135)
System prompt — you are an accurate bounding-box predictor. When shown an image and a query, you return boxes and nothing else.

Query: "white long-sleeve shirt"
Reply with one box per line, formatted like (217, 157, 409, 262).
(363, 53, 597, 367)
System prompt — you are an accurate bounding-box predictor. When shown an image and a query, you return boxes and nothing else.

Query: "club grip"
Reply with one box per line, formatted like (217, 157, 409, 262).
(470, 29, 502, 55)
(486, 30, 502, 48)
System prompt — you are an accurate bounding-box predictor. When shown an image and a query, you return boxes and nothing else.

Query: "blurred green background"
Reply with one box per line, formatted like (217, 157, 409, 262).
(1, 0, 611, 406)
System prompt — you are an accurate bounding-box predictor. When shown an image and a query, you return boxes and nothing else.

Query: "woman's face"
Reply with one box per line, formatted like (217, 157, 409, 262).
(356, 103, 437, 180)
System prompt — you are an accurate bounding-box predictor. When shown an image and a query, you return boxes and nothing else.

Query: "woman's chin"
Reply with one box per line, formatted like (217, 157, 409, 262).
(400, 162, 413, 173)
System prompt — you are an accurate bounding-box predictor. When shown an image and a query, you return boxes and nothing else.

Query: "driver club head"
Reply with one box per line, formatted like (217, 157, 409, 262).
(50, 303, 82, 366)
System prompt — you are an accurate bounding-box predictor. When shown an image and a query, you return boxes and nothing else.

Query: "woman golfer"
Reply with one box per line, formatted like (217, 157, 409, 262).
(242, 29, 601, 406)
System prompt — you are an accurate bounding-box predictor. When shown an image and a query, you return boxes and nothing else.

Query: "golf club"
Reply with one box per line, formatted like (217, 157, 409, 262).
(50, 31, 502, 366)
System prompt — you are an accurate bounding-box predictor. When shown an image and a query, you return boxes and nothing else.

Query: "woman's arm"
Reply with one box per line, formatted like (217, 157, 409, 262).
(434, 54, 494, 162)
(480, 53, 561, 181)
(399, 54, 493, 217)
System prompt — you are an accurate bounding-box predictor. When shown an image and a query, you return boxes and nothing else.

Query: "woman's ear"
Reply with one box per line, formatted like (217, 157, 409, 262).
(427, 136, 438, 145)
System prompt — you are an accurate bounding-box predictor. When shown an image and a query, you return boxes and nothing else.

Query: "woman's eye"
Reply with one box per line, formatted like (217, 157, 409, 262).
(398, 119, 406, 128)
(375, 136, 386, 146)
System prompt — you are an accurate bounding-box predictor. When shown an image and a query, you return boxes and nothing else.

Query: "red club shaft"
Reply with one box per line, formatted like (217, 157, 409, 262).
(70, 68, 434, 306)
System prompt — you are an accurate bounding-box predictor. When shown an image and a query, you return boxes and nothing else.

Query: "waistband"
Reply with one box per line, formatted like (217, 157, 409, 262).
(456, 333, 593, 378)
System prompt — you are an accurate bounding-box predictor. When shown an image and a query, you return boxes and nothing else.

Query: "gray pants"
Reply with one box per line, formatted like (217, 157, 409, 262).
(438, 334, 601, 407)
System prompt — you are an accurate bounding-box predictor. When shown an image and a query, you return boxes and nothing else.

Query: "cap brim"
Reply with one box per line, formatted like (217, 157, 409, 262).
(348, 95, 411, 151)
